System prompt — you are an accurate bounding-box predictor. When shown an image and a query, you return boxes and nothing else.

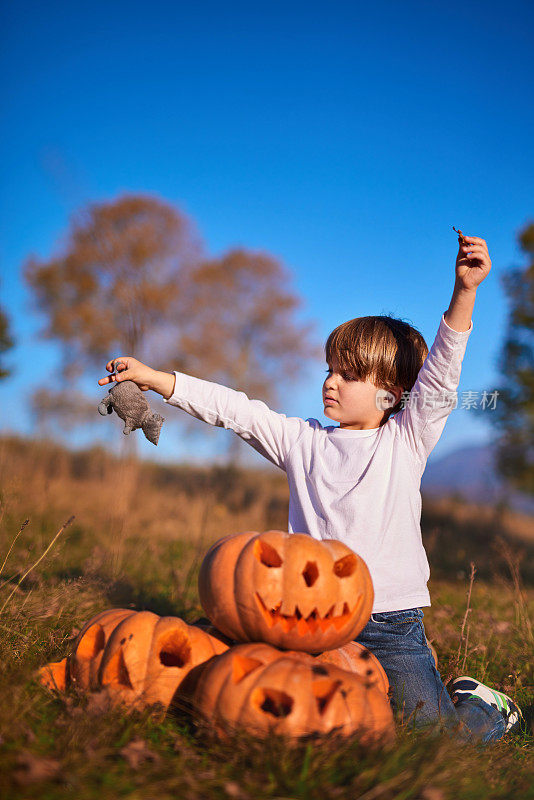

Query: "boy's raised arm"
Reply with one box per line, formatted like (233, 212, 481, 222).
(395, 232, 491, 467)
(444, 234, 491, 333)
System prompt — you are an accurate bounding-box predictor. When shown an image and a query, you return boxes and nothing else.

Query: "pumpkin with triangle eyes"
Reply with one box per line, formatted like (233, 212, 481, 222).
(38, 608, 229, 710)
(198, 531, 374, 653)
(186, 642, 394, 741)
(316, 642, 389, 698)
(39, 608, 134, 693)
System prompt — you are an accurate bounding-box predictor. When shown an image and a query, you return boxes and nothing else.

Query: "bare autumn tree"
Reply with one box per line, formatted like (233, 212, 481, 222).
(477, 221, 534, 496)
(173, 247, 320, 405)
(24, 196, 319, 450)
(25, 193, 201, 372)
(24, 193, 202, 433)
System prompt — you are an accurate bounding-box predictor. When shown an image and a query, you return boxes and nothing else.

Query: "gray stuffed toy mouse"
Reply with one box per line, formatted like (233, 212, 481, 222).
(98, 380, 165, 446)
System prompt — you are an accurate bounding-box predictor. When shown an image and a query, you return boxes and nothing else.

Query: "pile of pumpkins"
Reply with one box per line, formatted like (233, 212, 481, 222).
(39, 530, 395, 743)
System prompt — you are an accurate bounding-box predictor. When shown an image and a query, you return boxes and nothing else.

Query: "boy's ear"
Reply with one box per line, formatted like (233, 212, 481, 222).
(393, 386, 404, 404)
(386, 386, 404, 411)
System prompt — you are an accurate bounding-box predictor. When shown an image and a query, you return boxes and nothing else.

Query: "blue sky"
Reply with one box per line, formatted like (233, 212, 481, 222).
(1, 0, 533, 466)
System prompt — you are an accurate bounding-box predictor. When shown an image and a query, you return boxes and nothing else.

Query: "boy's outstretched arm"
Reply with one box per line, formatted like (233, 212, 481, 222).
(97, 357, 306, 470)
(444, 234, 492, 332)
(395, 231, 491, 468)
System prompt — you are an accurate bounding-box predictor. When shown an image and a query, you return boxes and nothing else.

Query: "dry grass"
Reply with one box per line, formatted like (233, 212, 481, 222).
(0, 434, 533, 800)
(426, 495, 534, 544)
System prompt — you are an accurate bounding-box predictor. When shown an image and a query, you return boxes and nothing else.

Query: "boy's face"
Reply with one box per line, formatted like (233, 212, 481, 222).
(322, 360, 398, 429)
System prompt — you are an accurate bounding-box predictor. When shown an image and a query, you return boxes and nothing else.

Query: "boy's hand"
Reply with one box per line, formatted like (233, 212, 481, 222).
(98, 357, 155, 392)
(455, 233, 492, 292)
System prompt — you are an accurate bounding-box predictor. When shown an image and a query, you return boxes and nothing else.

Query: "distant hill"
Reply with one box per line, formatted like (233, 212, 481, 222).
(421, 443, 534, 516)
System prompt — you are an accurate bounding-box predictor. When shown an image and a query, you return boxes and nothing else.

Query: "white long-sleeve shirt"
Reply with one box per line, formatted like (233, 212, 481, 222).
(163, 312, 473, 612)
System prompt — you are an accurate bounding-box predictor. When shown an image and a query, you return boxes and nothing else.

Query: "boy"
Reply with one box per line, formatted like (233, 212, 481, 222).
(98, 232, 523, 741)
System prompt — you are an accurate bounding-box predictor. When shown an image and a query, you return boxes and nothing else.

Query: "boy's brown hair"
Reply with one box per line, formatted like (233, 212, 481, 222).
(325, 315, 429, 416)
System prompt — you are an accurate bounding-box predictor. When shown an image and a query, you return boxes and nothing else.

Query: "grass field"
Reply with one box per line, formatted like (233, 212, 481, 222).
(1, 435, 533, 799)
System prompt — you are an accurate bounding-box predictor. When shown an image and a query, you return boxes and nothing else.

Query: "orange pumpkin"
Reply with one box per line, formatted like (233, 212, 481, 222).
(316, 642, 389, 698)
(198, 531, 374, 653)
(39, 608, 135, 693)
(187, 642, 394, 742)
(39, 609, 229, 710)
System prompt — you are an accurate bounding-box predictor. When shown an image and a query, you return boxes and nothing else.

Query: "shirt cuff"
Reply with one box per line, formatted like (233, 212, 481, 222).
(440, 312, 473, 337)
(162, 371, 181, 405)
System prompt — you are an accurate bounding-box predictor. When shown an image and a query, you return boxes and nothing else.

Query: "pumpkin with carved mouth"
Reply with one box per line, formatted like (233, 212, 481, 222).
(198, 530, 374, 653)
(38, 609, 229, 710)
(316, 642, 389, 698)
(187, 642, 394, 741)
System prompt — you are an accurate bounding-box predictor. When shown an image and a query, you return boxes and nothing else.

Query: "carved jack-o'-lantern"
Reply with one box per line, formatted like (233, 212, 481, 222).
(39, 608, 135, 693)
(317, 642, 389, 698)
(198, 531, 374, 653)
(39, 609, 229, 710)
(187, 642, 394, 741)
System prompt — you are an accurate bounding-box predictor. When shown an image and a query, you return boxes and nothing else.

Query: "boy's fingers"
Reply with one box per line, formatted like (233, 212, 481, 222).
(106, 357, 129, 370)
(462, 236, 487, 248)
(462, 244, 486, 252)
(469, 243, 488, 253)
(462, 244, 486, 253)
(101, 357, 138, 385)
(466, 253, 490, 261)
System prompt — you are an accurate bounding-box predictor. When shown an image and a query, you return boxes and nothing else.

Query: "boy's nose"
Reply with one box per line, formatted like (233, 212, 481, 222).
(324, 374, 338, 390)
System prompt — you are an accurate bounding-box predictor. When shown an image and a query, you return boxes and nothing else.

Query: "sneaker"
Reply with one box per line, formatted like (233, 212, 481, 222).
(450, 676, 524, 734)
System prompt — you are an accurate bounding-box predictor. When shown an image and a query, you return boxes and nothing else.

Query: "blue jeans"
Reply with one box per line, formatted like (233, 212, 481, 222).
(355, 608, 506, 742)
